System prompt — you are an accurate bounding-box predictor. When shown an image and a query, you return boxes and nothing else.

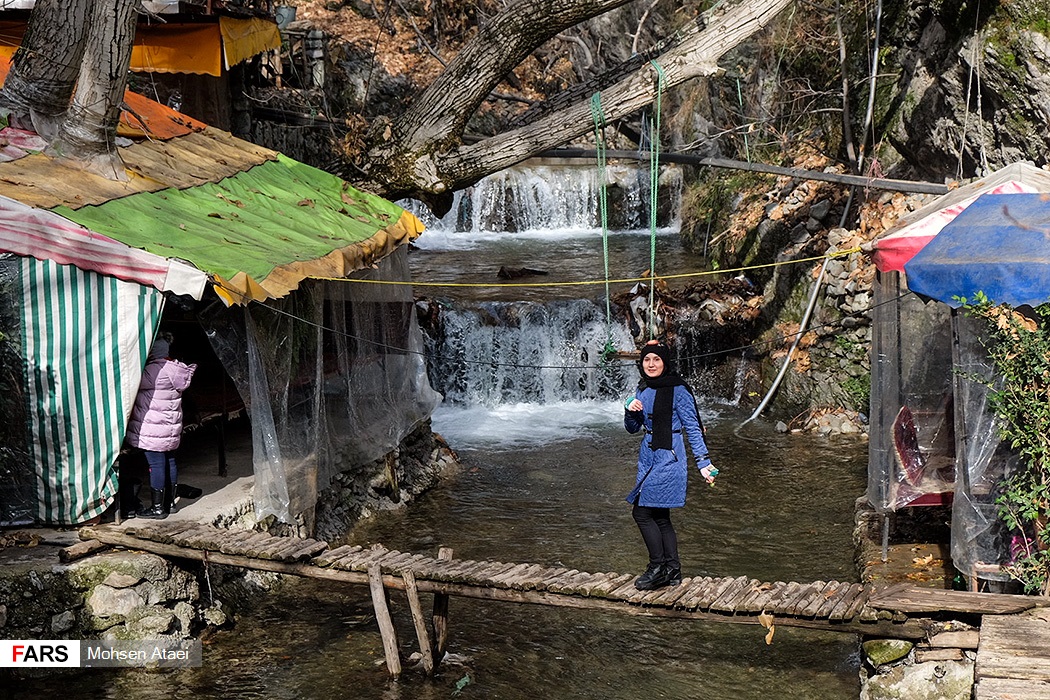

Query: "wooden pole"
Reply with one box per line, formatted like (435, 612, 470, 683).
(368, 563, 401, 678)
(432, 547, 453, 661)
(402, 569, 435, 675)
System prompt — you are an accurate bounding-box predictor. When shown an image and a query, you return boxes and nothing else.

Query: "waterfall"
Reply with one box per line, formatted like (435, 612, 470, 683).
(422, 299, 635, 406)
(403, 162, 681, 246)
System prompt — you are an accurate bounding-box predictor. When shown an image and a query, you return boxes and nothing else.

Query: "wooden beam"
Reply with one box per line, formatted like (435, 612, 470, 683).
(536, 148, 952, 196)
(368, 563, 401, 678)
(402, 570, 435, 675)
(432, 547, 453, 660)
(78, 528, 930, 639)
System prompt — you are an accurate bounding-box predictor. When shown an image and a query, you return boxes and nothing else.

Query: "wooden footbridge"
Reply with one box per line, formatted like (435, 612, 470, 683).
(77, 522, 1050, 686)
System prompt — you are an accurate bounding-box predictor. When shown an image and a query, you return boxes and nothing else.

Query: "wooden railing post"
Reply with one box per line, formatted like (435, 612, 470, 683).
(368, 563, 401, 678)
(432, 546, 453, 661)
(402, 569, 435, 675)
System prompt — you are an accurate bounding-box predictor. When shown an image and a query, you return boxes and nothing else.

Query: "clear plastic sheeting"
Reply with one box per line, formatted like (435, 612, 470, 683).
(868, 270, 956, 513)
(0, 255, 34, 525)
(201, 248, 440, 525)
(950, 313, 1023, 582)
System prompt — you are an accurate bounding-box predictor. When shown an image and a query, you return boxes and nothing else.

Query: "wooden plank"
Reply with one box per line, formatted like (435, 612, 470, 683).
(511, 564, 558, 591)
(798, 581, 840, 618)
(828, 584, 866, 621)
(607, 577, 643, 600)
(402, 570, 434, 676)
(975, 678, 1050, 700)
(591, 573, 635, 598)
(60, 539, 109, 563)
(488, 563, 532, 587)
(469, 561, 516, 584)
(368, 563, 401, 678)
(546, 570, 583, 594)
(978, 613, 1050, 681)
(348, 547, 393, 572)
(677, 577, 717, 610)
(762, 582, 801, 615)
(710, 577, 756, 613)
(312, 544, 362, 567)
(869, 586, 1043, 614)
(648, 578, 696, 607)
(841, 586, 874, 621)
(432, 547, 453, 661)
(561, 571, 602, 595)
(785, 581, 827, 617)
(812, 582, 854, 619)
(736, 582, 778, 613)
(927, 630, 979, 649)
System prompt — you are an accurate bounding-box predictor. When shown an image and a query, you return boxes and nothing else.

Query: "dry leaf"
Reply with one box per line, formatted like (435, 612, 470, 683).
(758, 612, 774, 629)
(912, 554, 934, 567)
(765, 625, 775, 645)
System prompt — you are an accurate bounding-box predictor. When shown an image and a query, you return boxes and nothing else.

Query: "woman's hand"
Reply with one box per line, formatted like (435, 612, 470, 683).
(700, 464, 719, 485)
(625, 398, 643, 412)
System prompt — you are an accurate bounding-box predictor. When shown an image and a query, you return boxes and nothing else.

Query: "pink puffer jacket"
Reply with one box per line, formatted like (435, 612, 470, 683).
(125, 357, 197, 452)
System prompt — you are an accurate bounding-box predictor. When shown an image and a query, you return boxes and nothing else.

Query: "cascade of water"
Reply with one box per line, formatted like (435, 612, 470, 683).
(423, 299, 636, 406)
(403, 162, 681, 245)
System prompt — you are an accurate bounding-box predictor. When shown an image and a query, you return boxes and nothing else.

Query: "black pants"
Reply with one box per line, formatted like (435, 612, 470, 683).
(632, 502, 680, 570)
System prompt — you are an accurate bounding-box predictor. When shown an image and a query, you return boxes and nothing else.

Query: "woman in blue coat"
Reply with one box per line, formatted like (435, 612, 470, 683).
(624, 341, 717, 590)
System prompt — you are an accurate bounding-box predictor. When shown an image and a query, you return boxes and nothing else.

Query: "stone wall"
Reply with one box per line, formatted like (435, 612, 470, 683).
(0, 424, 460, 642)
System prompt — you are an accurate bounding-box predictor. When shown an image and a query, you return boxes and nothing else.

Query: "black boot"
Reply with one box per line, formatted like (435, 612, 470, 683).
(634, 563, 668, 590)
(662, 566, 682, 586)
(167, 485, 178, 514)
(140, 488, 168, 519)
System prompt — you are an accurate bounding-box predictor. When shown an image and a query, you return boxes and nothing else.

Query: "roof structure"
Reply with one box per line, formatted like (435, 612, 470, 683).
(872, 162, 1050, 273)
(0, 58, 423, 305)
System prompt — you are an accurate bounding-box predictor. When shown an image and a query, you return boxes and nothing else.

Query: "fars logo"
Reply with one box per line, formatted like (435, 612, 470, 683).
(0, 640, 81, 667)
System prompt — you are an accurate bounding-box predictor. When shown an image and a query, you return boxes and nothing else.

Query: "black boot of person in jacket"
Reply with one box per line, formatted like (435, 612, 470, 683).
(140, 488, 168, 519)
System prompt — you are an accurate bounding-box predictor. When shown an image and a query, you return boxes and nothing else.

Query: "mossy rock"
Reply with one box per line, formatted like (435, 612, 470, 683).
(863, 638, 914, 666)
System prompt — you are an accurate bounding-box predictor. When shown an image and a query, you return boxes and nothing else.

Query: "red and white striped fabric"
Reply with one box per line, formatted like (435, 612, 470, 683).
(873, 180, 1037, 273)
(0, 194, 207, 298)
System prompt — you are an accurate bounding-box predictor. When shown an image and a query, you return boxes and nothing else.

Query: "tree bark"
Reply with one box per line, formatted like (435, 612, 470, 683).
(357, 0, 795, 208)
(0, 0, 90, 136)
(53, 0, 139, 180)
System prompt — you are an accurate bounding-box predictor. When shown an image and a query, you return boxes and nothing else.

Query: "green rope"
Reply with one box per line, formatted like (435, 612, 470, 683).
(648, 60, 666, 340)
(590, 92, 617, 364)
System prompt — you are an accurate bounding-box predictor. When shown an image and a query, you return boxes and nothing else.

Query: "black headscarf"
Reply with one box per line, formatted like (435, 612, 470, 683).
(638, 343, 690, 451)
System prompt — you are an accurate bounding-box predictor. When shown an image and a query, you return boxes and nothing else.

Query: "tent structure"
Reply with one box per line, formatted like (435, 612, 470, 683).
(906, 193, 1050, 308)
(868, 163, 1050, 586)
(0, 66, 438, 527)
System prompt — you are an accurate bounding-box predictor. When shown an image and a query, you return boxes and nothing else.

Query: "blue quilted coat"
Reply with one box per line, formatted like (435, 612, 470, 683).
(624, 384, 711, 508)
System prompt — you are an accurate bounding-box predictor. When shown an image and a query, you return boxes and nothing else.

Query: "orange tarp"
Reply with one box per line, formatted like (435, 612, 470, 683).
(220, 16, 282, 69)
(0, 18, 280, 77)
(133, 23, 223, 76)
(0, 56, 205, 140)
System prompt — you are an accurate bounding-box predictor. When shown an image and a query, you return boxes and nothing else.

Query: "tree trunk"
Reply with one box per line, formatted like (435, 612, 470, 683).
(357, 0, 795, 209)
(0, 0, 90, 136)
(53, 0, 139, 180)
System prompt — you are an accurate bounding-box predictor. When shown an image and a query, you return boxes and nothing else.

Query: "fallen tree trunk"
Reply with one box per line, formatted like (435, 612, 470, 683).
(356, 0, 795, 212)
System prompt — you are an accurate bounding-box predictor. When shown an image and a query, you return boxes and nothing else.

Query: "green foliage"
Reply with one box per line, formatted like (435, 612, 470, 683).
(959, 291, 1050, 594)
(841, 374, 870, 412)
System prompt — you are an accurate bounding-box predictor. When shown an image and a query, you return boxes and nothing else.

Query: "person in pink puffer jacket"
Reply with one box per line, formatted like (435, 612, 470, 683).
(125, 335, 197, 519)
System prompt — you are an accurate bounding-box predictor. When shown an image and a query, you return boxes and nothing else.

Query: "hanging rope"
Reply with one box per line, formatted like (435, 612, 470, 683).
(648, 60, 666, 340)
(590, 92, 617, 364)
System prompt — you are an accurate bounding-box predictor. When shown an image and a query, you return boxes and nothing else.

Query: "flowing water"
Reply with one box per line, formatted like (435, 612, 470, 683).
(17, 165, 868, 698)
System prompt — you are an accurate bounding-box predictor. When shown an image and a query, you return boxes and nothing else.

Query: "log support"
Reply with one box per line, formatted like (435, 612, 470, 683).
(368, 563, 401, 678)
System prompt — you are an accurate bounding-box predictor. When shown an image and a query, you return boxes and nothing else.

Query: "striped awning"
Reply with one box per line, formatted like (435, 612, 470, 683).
(20, 258, 164, 524)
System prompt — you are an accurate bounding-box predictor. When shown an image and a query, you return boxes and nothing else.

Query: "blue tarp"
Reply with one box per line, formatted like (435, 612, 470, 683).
(905, 193, 1050, 308)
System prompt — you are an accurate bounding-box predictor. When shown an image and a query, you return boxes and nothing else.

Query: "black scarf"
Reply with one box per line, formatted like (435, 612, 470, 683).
(641, 372, 689, 451)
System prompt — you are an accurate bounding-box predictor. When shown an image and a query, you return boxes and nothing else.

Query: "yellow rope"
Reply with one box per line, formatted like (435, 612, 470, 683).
(306, 247, 863, 289)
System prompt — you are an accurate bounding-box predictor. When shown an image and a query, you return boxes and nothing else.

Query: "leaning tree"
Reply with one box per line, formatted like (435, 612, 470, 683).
(0, 0, 793, 201)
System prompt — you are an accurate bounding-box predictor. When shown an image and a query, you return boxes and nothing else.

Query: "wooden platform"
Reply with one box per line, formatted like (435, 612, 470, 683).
(975, 608, 1050, 700)
(79, 523, 1046, 636)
